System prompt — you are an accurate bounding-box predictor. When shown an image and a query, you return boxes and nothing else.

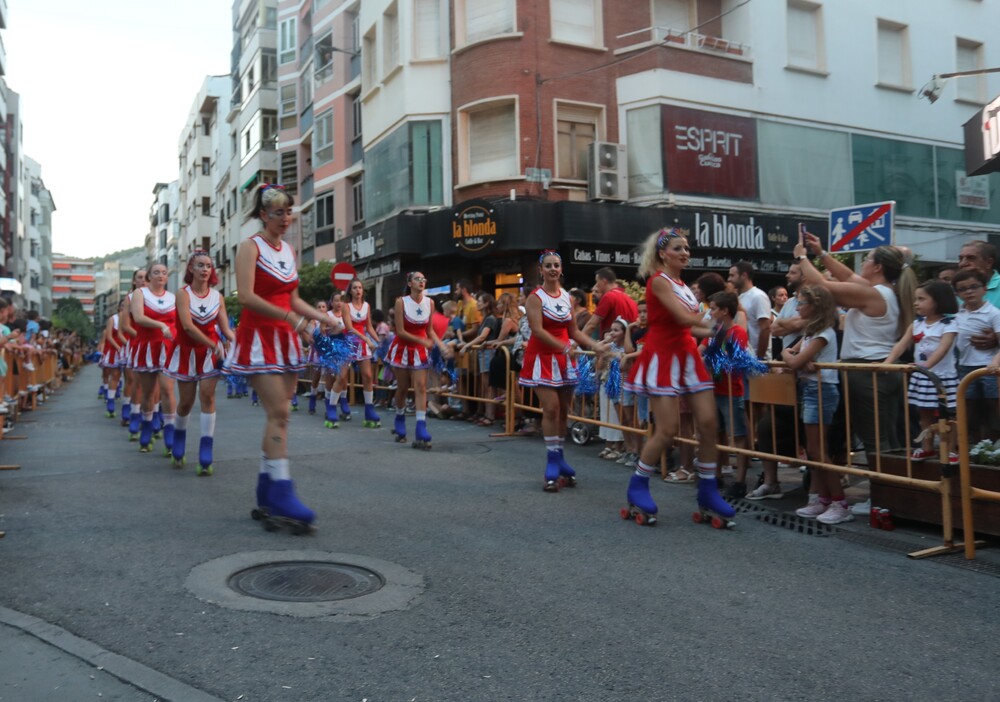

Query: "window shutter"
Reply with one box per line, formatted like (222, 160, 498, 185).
(470, 104, 517, 181)
(552, 0, 596, 45)
(787, 4, 817, 68)
(414, 0, 442, 59)
(466, 0, 514, 44)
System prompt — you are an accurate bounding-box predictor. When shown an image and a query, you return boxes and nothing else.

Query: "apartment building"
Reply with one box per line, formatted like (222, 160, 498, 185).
(23, 157, 53, 315)
(0, 0, 9, 274)
(149, 181, 181, 290)
(51, 255, 95, 318)
(317, 0, 1000, 305)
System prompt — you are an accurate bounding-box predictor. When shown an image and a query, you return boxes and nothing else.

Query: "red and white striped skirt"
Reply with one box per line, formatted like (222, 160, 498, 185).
(165, 342, 221, 381)
(386, 339, 430, 370)
(624, 345, 713, 397)
(225, 324, 305, 375)
(519, 349, 578, 389)
(129, 339, 171, 373)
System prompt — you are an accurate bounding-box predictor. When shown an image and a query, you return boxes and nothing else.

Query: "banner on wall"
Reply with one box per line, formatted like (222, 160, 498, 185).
(662, 105, 758, 200)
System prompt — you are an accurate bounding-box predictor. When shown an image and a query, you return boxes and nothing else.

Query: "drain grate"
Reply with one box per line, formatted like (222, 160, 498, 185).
(733, 501, 838, 536)
(834, 530, 915, 555)
(228, 561, 385, 602)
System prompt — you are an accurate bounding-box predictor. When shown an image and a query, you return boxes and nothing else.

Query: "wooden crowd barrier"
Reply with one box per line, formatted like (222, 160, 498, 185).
(955, 367, 1000, 560)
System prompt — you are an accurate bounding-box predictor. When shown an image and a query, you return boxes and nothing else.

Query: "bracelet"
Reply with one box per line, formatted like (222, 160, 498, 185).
(283, 310, 290, 321)
(795, 255, 807, 262)
(815, 250, 827, 259)
(294, 316, 306, 332)
(562, 343, 571, 355)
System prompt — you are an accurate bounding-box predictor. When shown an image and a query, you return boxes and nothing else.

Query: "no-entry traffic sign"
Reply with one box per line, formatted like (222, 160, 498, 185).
(330, 261, 357, 290)
(828, 201, 895, 253)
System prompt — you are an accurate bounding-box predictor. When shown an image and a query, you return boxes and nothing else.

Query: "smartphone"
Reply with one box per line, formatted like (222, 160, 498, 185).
(798, 223, 806, 237)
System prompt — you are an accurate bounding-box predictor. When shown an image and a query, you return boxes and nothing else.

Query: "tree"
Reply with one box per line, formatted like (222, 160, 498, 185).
(223, 294, 242, 326)
(297, 261, 335, 306)
(52, 297, 96, 340)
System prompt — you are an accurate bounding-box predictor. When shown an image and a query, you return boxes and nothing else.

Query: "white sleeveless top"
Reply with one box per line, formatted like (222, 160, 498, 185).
(112, 314, 119, 331)
(348, 300, 370, 328)
(185, 286, 221, 326)
(536, 287, 572, 323)
(401, 295, 433, 327)
(326, 309, 346, 335)
(840, 284, 899, 360)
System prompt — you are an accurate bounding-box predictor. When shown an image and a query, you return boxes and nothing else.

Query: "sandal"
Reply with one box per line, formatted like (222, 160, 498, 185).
(602, 450, 622, 460)
(663, 468, 695, 483)
(477, 417, 494, 427)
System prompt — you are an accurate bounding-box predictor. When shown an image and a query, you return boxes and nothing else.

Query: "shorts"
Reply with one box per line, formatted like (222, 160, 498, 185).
(636, 394, 649, 423)
(959, 365, 999, 400)
(478, 348, 495, 375)
(800, 380, 839, 425)
(715, 395, 747, 438)
(621, 388, 636, 407)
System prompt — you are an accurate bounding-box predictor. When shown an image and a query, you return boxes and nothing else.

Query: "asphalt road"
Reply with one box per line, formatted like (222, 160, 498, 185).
(0, 365, 998, 702)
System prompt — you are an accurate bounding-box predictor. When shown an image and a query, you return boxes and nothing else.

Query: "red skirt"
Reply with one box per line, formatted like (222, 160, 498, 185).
(129, 339, 172, 373)
(99, 346, 123, 369)
(519, 348, 578, 388)
(165, 342, 221, 381)
(624, 342, 713, 397)
(386, 339, 430, 369)
(225, 323, 305, 375)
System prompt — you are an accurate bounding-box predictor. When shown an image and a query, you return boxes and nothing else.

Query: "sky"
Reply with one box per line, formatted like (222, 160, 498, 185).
(6, 0, 233, 258)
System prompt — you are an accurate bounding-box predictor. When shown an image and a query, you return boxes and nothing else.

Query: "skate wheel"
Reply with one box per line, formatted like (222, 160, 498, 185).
(291, 523, 309, 535)
(619, 507, 631, 520)
(543, 480, 559, 492)
(263, 519, 278, 532)
(635, 512, 647, 526)
(711, 516, 724, 529)
(251, 508, 263, 521)
(692, 511, 704, 524)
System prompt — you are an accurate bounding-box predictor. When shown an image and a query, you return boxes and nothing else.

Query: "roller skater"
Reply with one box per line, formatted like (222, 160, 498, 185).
(518, 251, 609, 492)
(99, 301, 128, 419)
(304, 299, 330, 416)
(693, 463, 736, 528)
(251, 390, 259, 406)
(128, 407, 142, 441)
(128, 262, 177, 459)
(363, 403, 381, 428)
(172, 422, 187, 467)
(392, 412, 406, 442)
(166, 250, 234, 474)
(413, 419, 432, 449)
(385, 272, 451, 450)
(119, 270, 146, 433)
(324, 396, 339, 429)
(343, 278, 382, 429)
(322, 291, 352, 428)
(291, 393, 299, 412)
(226, 183, 328, 534)
(623, 228, 721, 527)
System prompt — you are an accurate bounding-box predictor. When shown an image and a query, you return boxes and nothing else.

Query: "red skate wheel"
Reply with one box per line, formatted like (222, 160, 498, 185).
(635, 512, 646, 526)
(711, 516, 724, 529)
(692, 511, 704, 524)
(619, 507, 631, 521)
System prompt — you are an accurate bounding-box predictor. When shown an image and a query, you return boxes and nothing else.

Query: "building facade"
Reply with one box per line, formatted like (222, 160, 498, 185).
(51, 254, 95, 318)
(22, 157, 53, 315)
(149, 181, 181, 290)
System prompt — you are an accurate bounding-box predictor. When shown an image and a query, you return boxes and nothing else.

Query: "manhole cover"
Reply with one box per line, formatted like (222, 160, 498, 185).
(228, 561, 384, 602)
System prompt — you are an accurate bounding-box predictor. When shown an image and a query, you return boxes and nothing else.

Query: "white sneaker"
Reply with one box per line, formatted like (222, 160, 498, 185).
(746, 483, 783, 500)
(24, 362, 35, 371)
(850, 498, 872, 516)
(796, 501, 828, 518)
(817, 501, 855, 525)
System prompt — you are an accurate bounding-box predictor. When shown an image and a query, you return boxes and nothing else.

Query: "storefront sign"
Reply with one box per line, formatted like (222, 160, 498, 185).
(350, 230, 385, 263)
(358, 257, 401, 282)
(964, 94, 1000, 176)
(956, 171, 990, 210)
(570, 246, 642, 266)
(663, 106, 758, 199)
(691, 211, 776, 251)
(452, 200, 498, 256)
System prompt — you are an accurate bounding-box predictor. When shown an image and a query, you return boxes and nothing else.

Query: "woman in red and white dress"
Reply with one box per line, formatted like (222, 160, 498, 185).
(129, 262, 177, 455)
(386, 272, 450, 448)
(120, 269, 146, 432)
(343, 277, 381, 428)
(99, 299, 126, 419)
(519, 251, 607, 491)
(620, 229, 735, 527)
(228, 184, 329, 531)
(167, 251, 234, 475)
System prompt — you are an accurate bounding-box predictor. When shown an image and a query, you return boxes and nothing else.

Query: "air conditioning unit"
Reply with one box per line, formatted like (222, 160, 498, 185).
(587, 142, 628, 202)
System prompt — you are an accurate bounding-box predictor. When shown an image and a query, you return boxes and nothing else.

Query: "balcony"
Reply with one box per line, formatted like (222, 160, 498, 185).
(299, 104, 313, 133)
(301, 175, 314, 202)
(636, 26, 751, 60)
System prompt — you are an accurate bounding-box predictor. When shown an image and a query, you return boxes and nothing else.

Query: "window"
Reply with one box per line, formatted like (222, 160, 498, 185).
(281, 152, 298, 194)
(247, 66, 255, 95)
(853, 135, 932, 217)
(201, 197, 211, 216)
(315, 191, 335, 246)
(758, 121, 851, 209)
(461, 100, 517, 182)
(300, 71, 313, 111)
(458, 0, 515, 46)
(551, 0, 601, 46)
(262, 50, 277, 86)
(363, 26, 378, 89)
(201, 157, 210, 176)
(315, 32, 334, 84)
(625, 106, 663, 196)
(383, 3, 400, 76)
(351, 175, 365, 227)
(280, 84, 297, 130)
(202, 120, 210, 137)
(653, 0, 692, 40)
(876, 19, 909, 89)
(279, 18, 297, 64)
(787, 1, 824, 72)
(262, 111, 278, 150)
(956, 38, 985, 103)
(314, 110, 334, 166)
(352, 95, 363, 140)
(264, 6, 277, 29)
(364, 121, 443, 221)
(555, 103, 601, 181)
(414, 0, 444, 59)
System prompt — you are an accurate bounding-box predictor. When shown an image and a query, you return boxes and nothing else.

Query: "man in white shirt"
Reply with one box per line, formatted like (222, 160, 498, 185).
(729, 261, 772, 359)
(771, 262, 806, 354)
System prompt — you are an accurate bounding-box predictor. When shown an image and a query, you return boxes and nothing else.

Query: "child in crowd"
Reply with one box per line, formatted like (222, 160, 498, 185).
(597, 318, 627, 460)
(886, 280, 960, 463)
(702, 291, 751, 499)
(618, 300, 648, 468)
(952, 270, 1000, 442)
(783, 286, 846, 523)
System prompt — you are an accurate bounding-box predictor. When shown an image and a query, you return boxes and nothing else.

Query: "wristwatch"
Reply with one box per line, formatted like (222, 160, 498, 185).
(795, 254, 808, 262)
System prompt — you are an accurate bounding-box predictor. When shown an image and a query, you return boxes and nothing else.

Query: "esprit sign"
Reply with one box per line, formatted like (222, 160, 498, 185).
(964, 94, 1000, 177)
(663, 105, 757, 200)
(452, 200, 497, 256)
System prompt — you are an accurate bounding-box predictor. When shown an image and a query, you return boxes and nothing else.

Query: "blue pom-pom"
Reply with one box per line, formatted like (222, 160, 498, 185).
(704, 329, 769, 378)
(574, 354, 597, 396)
(374, 336, 391, 363)
(312, 330, 356, 373)
(605, 358, 622, 399)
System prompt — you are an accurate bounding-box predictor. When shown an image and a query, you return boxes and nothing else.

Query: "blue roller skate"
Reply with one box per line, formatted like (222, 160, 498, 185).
(251, 473, 272, 522)
(98, 385, 106, 400)
(621, 474, 658, 526)
(105, 395, 116, 419)
(259, 479, 316, 534)
(128, 410, 141, 441)
(694, 473, 737, 529)
(197, 436, 214, 476)
(152, 411, 163, 440)
(121, 402, 131, 427)
(392, 413, 406, 442)
(543, 451, 562, 492)
(162, 423, 174, 457)
(339, 396, 352, 421)
(139, 419, 154, 453)
(556, 449, 577, 488)
(291, 394, 299, 412)
(251, 390, 259, 406)
(308, 393, 317, 415)
(324, 399, 339, 429)
(413, 419, 432, 450)
(171, 428, 187, 468)
(363, 404, 381, 428)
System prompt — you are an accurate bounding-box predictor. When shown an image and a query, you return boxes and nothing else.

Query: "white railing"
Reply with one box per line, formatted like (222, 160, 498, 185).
(617, 25, 750, 59)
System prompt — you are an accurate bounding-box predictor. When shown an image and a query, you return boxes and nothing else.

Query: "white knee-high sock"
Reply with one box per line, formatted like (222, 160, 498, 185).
(200, 412, 216, 438)
(363, 390, 374, 405)
(174, 414, 189, 431)
(264, 457, 290, 481)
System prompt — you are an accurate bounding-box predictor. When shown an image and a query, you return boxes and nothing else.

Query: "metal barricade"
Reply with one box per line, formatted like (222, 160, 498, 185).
(955, 367, 1000, 560)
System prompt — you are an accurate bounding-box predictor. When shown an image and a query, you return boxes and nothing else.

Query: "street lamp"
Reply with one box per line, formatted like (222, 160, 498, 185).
(921, 66, 1000, 103)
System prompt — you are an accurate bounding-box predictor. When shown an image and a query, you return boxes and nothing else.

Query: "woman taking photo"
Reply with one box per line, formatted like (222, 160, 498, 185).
(166, 251, 235, 475)
(343, 278, 382, 428)
(229, 184, 330, 533)
(519, 251, 607, 491)
(129, 262, 176, 455)
(622, 229, 735, 527)
(386, 271, 450, 449)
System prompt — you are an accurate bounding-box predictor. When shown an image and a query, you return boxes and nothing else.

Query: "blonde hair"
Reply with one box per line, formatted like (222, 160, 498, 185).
(797, 285, 838, 338)
(498, 292, 523, 322)
(637, 228, 685, 279)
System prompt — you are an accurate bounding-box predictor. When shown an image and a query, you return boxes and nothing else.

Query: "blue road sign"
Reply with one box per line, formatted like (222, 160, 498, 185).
(828, 201, 895, 253)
